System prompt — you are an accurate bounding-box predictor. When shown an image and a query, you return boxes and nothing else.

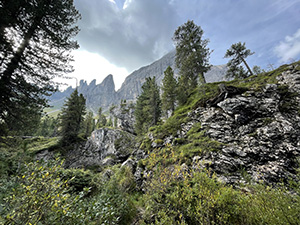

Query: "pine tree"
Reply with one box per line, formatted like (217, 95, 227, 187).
(0, 0, 81, 133)
(83, 111, 95, 137)
(224, 42, 254, 79)
(59, 89, 86, 144)
(173, 20, 211, 100)
(135, 77, 161, 135)
(96, 107, 107, 128)
(161, 66, 177, 117)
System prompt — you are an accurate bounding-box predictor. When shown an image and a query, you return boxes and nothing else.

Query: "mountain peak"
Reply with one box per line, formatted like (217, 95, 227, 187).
(101, 74, 115, 90)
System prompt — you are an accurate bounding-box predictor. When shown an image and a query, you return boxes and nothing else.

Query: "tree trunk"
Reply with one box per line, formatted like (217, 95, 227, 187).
(241, 57, 253, 76)
(199, 72, 206, 84)
(2, 23, 38, 79)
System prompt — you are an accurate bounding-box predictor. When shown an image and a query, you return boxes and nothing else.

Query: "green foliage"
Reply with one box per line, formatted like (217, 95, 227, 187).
(225, 42, 254, 79)
(35, 116, 59, 137)
(162, 66, 178, 117)
(2, 159, 84, 225)
(59, 89, 86, 145)
(96, 107, 107, 128)
(153, 82, 220, 139)
(114, 132, 135, 155)
(242, 183, 300, 225)
(60, 168, 95, 193)
(0, 104, 43, 136)
(82, 111, 95, 137)
(0, 0, 80, 134)
(173, 20, 211, 105)
(25, 137, 60, 154)
(135, 77, 161, 135)
(252, 65, 265, 75)
(173, 20, 211, 88)
(140, 146, 300, 225)
(226, 64, 248, 80)
(0, 158, 137, 225)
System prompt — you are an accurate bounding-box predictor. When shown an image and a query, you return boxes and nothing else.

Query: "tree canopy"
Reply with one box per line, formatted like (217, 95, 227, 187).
(59, 89, 86, 144)
(135, 77, 161, 135)
(173, 20, 211, 87)
(0, 0, 81, 134)
(224, 42, 254, 79)
(161, 66, 177, 117)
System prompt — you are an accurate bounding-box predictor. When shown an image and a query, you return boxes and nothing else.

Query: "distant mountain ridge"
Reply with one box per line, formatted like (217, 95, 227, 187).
(49, 51, 227, 113)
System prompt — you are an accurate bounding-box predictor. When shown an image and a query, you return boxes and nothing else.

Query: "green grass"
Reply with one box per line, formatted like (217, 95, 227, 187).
(44, 108, 61, 118)
(25, 137, 60, 154)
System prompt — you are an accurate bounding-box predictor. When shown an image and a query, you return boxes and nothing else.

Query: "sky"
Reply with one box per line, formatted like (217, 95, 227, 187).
(63, 0, 300, 90)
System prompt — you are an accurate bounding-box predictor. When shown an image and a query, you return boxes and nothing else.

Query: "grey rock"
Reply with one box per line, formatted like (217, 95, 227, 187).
(64, 128, 135, 168)
(101, 157, 115, 167)
(110, 102, 136, 134)
(121, 158, 136, 173)
(158, 67, 300, 185)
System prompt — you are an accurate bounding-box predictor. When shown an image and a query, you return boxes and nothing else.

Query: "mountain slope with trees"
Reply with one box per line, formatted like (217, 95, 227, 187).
(1, 16, 300, 225)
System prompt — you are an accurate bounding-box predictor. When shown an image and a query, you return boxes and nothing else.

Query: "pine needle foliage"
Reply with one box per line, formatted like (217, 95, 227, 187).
(135, 77, 161, 135)
(0, 0, 81, 133)
(59, 89, 86, 145)
(161, 66, 177, 117)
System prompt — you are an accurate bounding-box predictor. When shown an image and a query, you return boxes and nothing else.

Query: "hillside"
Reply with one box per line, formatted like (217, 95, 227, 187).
(2, 61, 300, 224)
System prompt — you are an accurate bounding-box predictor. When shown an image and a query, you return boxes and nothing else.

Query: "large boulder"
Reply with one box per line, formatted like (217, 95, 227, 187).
(64, 128, 136, 168)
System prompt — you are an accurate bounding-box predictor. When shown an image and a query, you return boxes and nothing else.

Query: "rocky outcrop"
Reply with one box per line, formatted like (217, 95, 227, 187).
(110, 101, 136, 134)
(64, 128, 136, 169)
(147, 65, 300, 185)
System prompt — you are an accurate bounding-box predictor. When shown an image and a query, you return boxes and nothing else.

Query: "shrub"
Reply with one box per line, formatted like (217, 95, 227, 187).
(2, 159, 84, 225)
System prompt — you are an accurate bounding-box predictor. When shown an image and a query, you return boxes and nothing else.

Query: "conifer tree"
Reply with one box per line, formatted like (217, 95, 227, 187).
(0, 0, 80, 133)
(135, 77, 161, 135)
(173, 20, 211, 103)
(83, 111, 95, 137)
(161, 66, 177, 117)
(59, 89, 86, 144)
(224, 42, 254, 79)
(96, 107, 107, 128)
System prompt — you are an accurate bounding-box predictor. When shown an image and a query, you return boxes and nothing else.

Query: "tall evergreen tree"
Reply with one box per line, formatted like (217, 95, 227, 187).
(83, 111, 95, 137)
(135, 77, 161, 135)
(0, 0, 81, 133)
(173, 20, 211, 94)
(161, 66, 177, 117)
(96, 107, 107, 128)
(224, 42, 254, 79)
(59, 89, 86, 144)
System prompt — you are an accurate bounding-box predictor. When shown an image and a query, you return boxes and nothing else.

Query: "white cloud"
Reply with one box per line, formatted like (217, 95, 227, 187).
(274, 28, 300, 62)
(123, 0, 132, 9)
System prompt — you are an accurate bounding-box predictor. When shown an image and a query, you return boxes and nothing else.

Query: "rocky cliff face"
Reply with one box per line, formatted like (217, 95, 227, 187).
(63, 128, 136, 169)
(78, 75, 118, 113)
(145, 64, 300, 185)
(49, 51, 227, 112)
(110, 101, 136, 134)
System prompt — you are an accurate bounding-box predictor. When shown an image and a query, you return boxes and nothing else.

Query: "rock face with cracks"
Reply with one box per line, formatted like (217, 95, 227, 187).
(147, 64, 300, 185)
(63, 128, 136, 169)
